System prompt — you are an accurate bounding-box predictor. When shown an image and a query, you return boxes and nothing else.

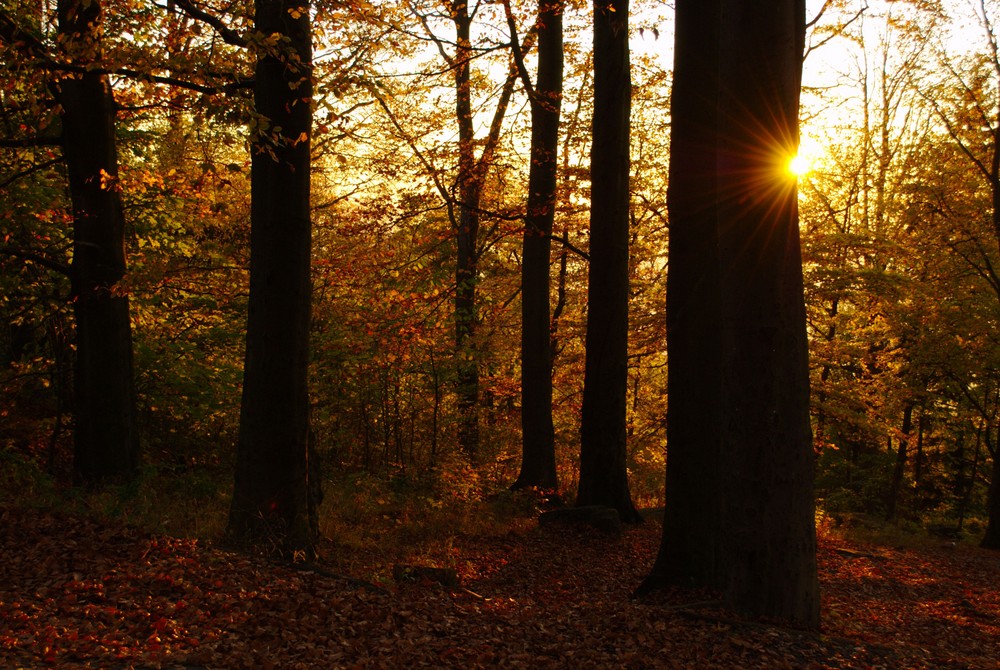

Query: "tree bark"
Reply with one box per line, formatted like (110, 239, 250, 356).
(641, 0, 818, 628)
(57, 0, 139, 484)
(715, 0, 818, 626)
(640, 0, 724, 593)
(577, 0, 640, 523)
(227, 0, 319, 558)
(514, 0, 564, 492)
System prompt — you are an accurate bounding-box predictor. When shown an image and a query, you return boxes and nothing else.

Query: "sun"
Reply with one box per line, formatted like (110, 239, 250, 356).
(785, 136, 821, 178)
(787, 153, 812, 177)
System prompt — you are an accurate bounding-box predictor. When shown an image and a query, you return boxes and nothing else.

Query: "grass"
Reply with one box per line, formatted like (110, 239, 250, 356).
(316, 469, 541, 584)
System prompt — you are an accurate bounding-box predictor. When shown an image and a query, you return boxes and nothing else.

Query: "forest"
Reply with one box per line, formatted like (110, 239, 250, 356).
(1, 0, 999, 666)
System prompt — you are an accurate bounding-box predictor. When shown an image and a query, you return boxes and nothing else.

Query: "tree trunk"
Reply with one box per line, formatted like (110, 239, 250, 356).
(227, 0, 319, 559)
(715, 0, 818, 626)
(514, 0, 564, 492)
(914, 410, 925, 485)
(577, 0, 640, 523)
(453, 0, 481, 462)
(885, 403, 914, 522)
(640, 0, 724, 593)
(57, 0, 139, 484)
(982, 428, 999, 550)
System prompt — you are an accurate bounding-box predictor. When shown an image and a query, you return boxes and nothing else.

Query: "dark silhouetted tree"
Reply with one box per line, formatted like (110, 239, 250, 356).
(641, 0, 819, 627)
(57, 0, 140, 483)
(577, 0, 641, 523)
(509, 0, 564, 493)
(641, 0, 724, 590)
(227, 0, 319, 558)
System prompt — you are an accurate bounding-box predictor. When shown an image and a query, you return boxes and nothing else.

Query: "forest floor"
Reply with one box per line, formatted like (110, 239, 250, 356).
(0, 504, 998, 669)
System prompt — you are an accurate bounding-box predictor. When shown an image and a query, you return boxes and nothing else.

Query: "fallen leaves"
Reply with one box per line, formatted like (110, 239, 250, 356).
(0, 505, 997, 668)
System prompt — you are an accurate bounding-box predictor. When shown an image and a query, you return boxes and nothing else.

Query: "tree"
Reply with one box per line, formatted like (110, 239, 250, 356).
(393, 1, 525, 463)
(717, 0, 818, 627)
(226, 0, 319, 558)
(508, 0, 564, 493)
(642, 0, 819, 627)
(642, 0, 724, 590)
(57, 0, 140, 483)
(797, 2, 938, 523)
(450, 0, 483, 461)
(577, 0, 640, 522)
(919, 0, 1000, 549)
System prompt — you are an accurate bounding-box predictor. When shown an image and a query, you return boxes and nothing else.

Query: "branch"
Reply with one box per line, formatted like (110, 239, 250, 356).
(0, 246, 71, 276)
(804, 1, 867, 61)
(473, 28, 536, 180)
(43, 61, 252, 95)
(0, 7, 47, 57)
(0, 157, 63, 190)
(943, 236, 1000, 302)
(502, 0, 536, 101)
(112, 67, 252, 95)
(920, 89, 994, 186)
(367, 84, 457, 228)
(407, 1, 456, 69)
(549, 232, 589, 261)
(0, 136, 62, 148)
(0, 6, 246, 96)
(169, 0, 248, 48)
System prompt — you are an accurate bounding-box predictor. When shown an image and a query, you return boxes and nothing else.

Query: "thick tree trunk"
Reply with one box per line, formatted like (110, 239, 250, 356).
(642, 0, 818, 627)
(514, 0, 564, 492)
(227, 0, 318, 558)
(715, 0, 818, 626)
(57, 0, 139, 484)
(577, 0, 640, 523)
(640, 0, 724, 593)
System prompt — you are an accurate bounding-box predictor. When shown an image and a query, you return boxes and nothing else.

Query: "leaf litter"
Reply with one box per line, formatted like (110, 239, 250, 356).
(0, 505, 997, 668)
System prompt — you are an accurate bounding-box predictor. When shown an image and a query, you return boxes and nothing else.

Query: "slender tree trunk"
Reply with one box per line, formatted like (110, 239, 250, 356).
(915, 410, 925, 485)
(514, 0, 564, 492)
(982, 428, 999, 549)
(57, 0, 139, 484)
(639, 0, 723, 593)
(715, 0, 818, 626)
(885, 403, 914, 522)
(227, 0, 318, 558)
(452, 0, 481, 462)
(577, 0, 640, 523)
